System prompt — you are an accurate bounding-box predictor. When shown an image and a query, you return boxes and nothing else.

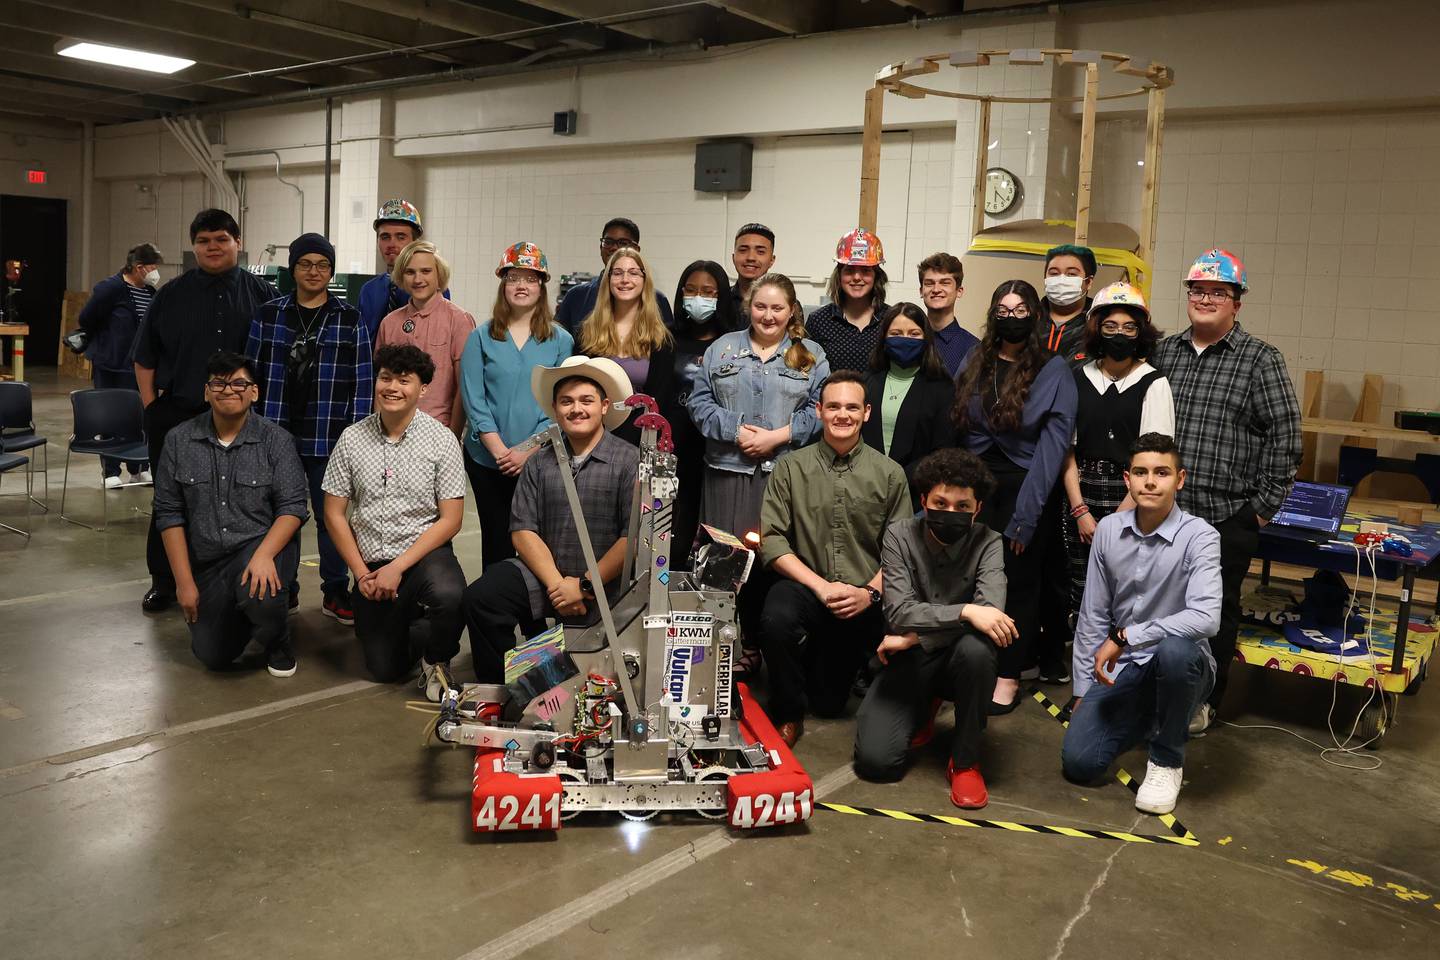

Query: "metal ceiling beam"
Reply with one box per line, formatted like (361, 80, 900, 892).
(708, 1, 828, 35)
(0, 44, 274, 100)
(883, 0, 958, 15)
(0, 75, 167, 120)
(519, 1, 708, 45)
(26, 0, 430, 80)
(324, 0, 548, 49)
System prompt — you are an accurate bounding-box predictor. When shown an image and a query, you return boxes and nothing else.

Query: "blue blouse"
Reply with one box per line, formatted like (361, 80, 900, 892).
(459, 320, 575, 468)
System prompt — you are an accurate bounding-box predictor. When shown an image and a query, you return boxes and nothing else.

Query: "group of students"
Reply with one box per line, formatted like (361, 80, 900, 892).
(90, 199, 1301, 819)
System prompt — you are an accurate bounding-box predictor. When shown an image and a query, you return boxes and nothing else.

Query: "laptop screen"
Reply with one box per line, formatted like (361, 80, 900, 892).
(1270, 481, 1351, 537)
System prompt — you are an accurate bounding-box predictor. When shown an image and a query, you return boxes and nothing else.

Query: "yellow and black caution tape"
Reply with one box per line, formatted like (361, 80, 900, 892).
(1028, 688, 1198, 843)
(817, 802, 1199, 846)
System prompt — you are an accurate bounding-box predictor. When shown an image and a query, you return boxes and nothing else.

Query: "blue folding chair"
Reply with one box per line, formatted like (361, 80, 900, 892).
(60, 389, 151, 531)
(0, 451, 30, 539)
(0, 381, 48, 511)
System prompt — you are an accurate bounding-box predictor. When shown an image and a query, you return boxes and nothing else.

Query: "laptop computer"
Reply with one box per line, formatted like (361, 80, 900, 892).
(1265, 481, 1352, 544)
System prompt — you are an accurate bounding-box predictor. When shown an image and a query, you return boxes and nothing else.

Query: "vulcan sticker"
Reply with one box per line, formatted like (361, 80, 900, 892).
(666, 644, 706, 705)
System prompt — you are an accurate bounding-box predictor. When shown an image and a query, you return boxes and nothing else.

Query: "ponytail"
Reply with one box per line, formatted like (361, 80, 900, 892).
(745, 272, 815, 372)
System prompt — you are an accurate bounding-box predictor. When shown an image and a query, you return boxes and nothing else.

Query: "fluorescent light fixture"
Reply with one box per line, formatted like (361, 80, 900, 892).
(56, 41, 194, 75)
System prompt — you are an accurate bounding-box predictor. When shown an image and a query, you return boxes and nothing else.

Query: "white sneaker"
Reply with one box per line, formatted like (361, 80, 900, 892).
(419, 659, 454, 703)
(1135, 761, 1184, 815)
(135, 470, 154, 484)
(104, 475, 123, 489)
(1188, 702, 1215, 737)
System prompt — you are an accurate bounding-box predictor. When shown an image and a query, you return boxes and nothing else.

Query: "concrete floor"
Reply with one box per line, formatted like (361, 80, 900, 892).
(2, 369, 1439, 960)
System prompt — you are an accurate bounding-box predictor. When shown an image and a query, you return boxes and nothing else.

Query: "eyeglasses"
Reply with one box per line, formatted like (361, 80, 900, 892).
(600, 237, 637, 249)
(293, 259, 332, 274)
(612, 269, 645, 281)
(994, 308, 1030, 318)
(206, 378, 255, 393)
(504, 274, 542, 287)
(1100, 321, 1140, 335)
(1186, 288, 1236, 303)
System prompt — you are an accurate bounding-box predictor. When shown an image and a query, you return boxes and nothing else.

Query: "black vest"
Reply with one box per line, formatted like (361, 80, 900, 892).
(1074, 366, 1164, 465)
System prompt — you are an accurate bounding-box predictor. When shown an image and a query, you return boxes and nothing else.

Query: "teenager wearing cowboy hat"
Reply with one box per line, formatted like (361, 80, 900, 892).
(460, 356, 640, 683)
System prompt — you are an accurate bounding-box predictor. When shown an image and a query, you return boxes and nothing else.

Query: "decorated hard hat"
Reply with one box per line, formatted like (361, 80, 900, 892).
(496, 241, 550, 280)
(834, 228, 885, 267)
(373, 198, 423, 235)
(1184, 248, 1248, 293)
(1091, 281, 1150, 322)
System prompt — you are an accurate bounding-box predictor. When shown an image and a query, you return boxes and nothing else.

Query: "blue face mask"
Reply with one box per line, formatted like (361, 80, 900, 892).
(885, 336, 926, 367)
(684, 296, 718, 322)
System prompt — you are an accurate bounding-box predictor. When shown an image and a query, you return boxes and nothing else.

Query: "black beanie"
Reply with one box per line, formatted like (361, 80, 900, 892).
(289, 233, 336, 272)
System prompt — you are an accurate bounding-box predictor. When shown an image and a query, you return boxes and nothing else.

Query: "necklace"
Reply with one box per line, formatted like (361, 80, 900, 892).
(293, 301, 323, 340)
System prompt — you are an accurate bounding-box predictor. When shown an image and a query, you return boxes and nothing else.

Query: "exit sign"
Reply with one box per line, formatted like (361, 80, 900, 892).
(26, 170, 46, 184)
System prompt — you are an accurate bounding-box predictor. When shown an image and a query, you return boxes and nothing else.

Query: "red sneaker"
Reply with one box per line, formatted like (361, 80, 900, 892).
(947, 761, 988, 810)
(910, 698, 943, 749)
(323, 595, 355, 626)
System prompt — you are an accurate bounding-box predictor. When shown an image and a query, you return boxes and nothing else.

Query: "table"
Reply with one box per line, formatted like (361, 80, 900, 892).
(1239, 507, 1439, 743)
(0, 323, 26, 381)
(1303, 417, 1440, 503)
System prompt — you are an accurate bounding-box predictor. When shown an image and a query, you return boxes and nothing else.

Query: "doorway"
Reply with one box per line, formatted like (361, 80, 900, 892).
(0, 195, 68, 367)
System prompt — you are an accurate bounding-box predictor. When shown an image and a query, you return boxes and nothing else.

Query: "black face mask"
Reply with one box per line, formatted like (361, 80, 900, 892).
(1099, 333, 1139, 362)
(925, 508, 973, 545)
(995, 315, 1032, 344)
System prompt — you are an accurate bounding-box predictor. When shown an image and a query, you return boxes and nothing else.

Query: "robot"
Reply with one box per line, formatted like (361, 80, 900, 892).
(427, 395, 814, 832)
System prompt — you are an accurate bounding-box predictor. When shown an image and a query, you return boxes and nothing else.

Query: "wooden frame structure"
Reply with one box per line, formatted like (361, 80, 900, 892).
(860, 49, 1174, 291)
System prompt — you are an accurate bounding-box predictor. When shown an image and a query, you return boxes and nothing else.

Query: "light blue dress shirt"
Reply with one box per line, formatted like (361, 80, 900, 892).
(458, 320, 574, 468)
(1072, 504, 1222, 698)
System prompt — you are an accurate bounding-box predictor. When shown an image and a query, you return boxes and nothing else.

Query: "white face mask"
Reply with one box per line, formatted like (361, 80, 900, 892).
(143, 269, 160, 287)
(1044, 274, 1085, 307)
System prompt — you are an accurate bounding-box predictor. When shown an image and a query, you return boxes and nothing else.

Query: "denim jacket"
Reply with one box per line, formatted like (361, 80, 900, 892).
(687, 329, 830, 475)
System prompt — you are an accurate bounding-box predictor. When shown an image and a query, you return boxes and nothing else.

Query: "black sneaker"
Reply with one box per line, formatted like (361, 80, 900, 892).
(267, 639, 298, 678)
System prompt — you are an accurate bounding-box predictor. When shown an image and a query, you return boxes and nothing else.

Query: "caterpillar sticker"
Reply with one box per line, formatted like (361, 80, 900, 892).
(714, 642, 733, 718)
(1028, 688, 1197, 843)
(817, 802, 1200, 846)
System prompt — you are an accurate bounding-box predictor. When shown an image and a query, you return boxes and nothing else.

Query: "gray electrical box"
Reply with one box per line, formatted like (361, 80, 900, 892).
(694, 140, 752, 192)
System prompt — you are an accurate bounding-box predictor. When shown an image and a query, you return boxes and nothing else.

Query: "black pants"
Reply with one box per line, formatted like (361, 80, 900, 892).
(461, 560, 547, 683)
(352, 543, 466, 682)
(462, 450, 519, 571)
(980, 454, 1067, 680)
(758, 579, 884, 724)
(190, 539, 299, 671)
(93, 367, 147, 477)
(854, 632, 997, 779)
(1210, 507, 1260, 710)
(144, 395, 207, 594)
(1032, 485, 1073, 672)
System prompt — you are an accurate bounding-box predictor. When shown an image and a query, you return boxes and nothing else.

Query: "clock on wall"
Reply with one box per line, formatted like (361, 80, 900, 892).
(984, 167, 1021, 215)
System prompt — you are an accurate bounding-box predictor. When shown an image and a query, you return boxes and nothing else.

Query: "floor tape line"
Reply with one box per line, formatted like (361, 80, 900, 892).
(816, 802, 1199, 846)
(1027, 688, 1199, 843)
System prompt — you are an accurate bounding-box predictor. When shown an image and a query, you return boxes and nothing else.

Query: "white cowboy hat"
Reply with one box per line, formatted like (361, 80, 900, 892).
(531, 355, 634, 432)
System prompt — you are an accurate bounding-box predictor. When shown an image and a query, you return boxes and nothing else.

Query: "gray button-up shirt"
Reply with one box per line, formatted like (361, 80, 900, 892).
(321, 410, 467, 564)
(153, 410, 308, 565)
(508, 430, 639, 624)
(881, 517, 1007, 653)
(1072, 505, 1222, 698)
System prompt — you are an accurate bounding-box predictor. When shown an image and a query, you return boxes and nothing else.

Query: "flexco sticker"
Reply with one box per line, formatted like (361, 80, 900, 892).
(668, 611, 714, 647)
(714, 642, 733, 718)
(666, 644, 705, 704)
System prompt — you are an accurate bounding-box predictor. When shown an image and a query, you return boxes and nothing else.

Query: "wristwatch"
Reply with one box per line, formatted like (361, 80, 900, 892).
(1112, 627, 1128, 647)
(866, 586, 882, 606)
(579, 574, 596, 599)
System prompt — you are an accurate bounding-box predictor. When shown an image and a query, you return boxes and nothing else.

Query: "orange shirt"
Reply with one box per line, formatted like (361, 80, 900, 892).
(376, 296, 477, 427)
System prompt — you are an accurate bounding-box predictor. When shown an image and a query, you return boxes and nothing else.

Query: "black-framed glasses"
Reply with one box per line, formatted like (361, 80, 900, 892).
(994, 308, 1031, 319)
(206, 378, 255, 393)
(293, 259, 332, 274)
(1186, 288, 1236, 303)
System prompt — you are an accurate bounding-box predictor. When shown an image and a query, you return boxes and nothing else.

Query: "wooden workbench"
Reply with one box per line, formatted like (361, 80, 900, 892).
(0, 323, 27, 381)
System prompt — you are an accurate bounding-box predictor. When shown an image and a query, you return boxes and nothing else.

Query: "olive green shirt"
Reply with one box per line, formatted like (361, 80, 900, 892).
(759, 436, 911, 584)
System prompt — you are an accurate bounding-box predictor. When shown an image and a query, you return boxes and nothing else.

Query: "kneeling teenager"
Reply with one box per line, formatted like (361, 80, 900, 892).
(853, 448, 1016, 809)
(323, 345, 468, 700)
(1061, 432, 1221, 815)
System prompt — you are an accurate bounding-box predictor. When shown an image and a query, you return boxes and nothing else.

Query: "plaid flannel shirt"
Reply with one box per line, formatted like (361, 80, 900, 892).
(246, 294, 373, 458)
(1151, 322, 1301, 524)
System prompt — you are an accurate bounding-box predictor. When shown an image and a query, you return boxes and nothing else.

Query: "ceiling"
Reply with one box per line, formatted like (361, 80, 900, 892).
(0, 0, 975, 126)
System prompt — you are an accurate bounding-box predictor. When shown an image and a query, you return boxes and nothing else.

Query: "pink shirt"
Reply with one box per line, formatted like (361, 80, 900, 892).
(376, 296, 476, 427)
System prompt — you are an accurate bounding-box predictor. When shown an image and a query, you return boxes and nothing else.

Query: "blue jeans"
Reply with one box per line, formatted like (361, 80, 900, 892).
(1060, 635, 1215, 780)
(290, 453, 347, 600)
